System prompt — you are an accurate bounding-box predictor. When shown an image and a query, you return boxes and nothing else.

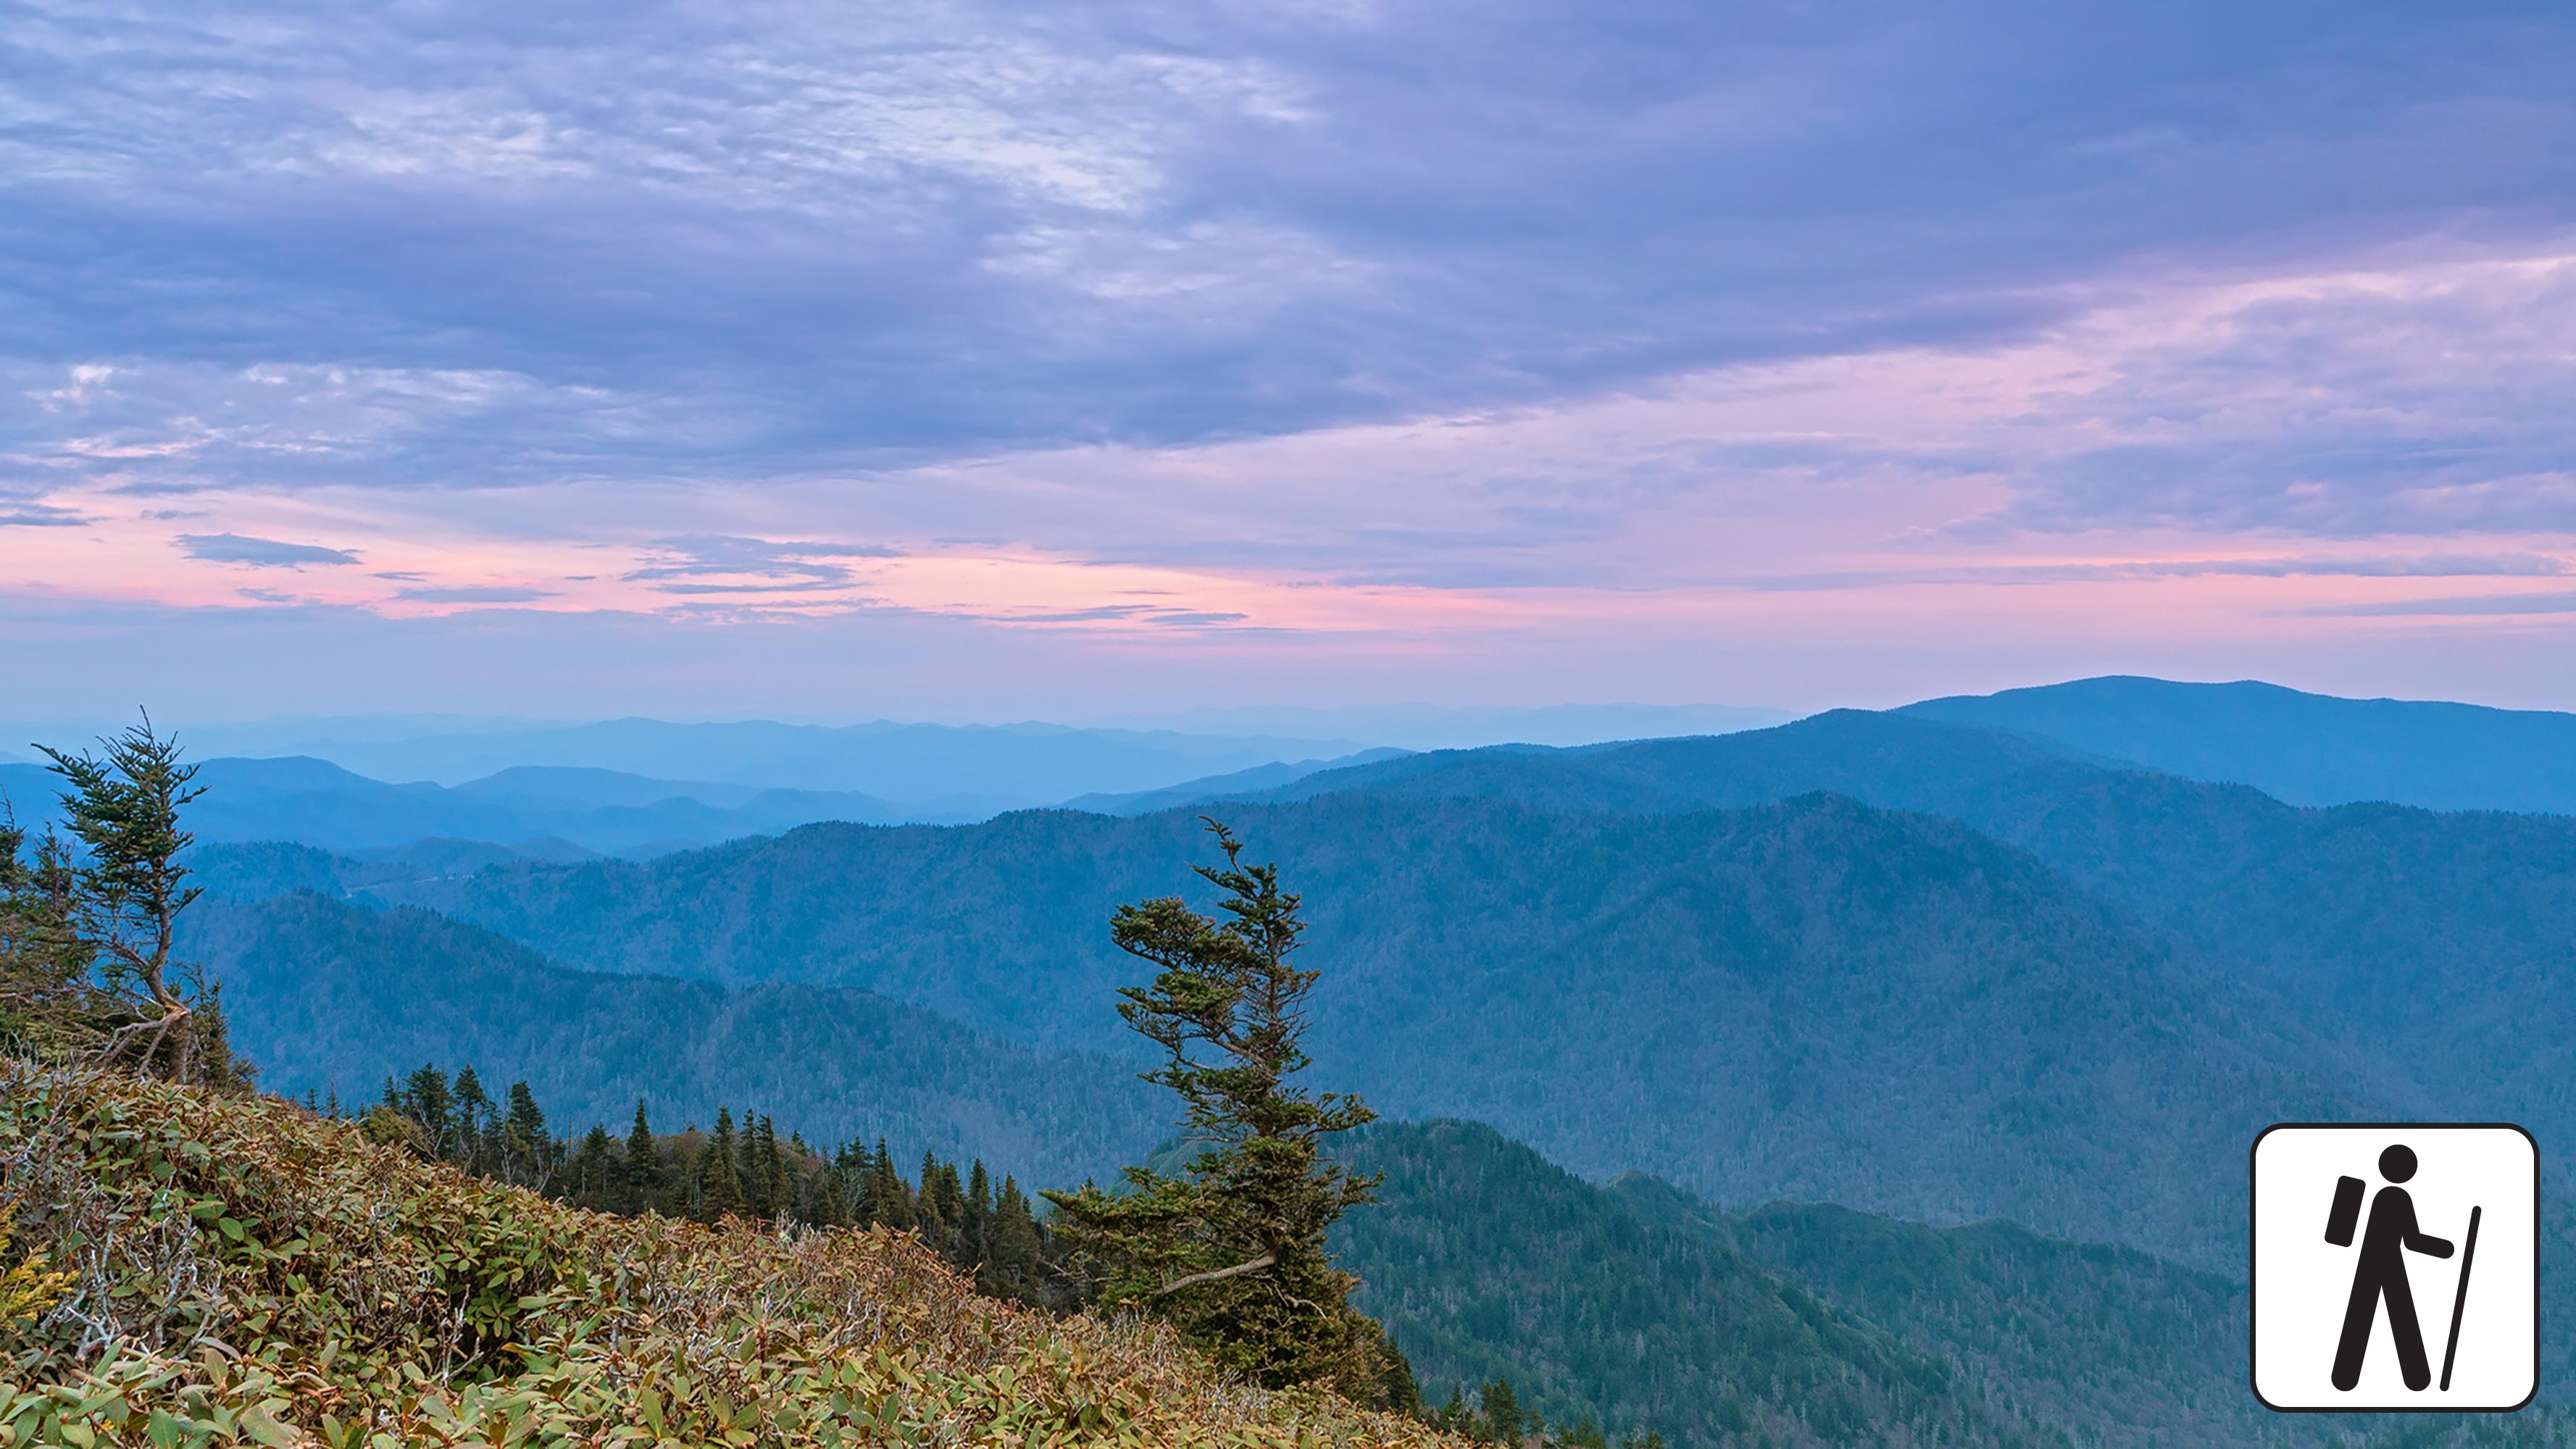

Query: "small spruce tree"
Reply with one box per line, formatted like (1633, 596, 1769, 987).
(1044, 819, 1385, 1393)
(501, 1081, 551, 1185)
(623, 1101, 663, 1214)
(756, 1116, 791, 1220)
(697, 1108, 746, 1220)
(1479, 1379, 1523, 1446)
(0, 819, 96, 1058)
(36, 717, 243, 1084)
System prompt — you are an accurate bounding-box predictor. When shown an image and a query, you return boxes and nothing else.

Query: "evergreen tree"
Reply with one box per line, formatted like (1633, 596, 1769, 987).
(1371, 1329, 1424, 1420)
(982, 1174, 1049, 1304)
(755, 1115, 791, 1220)
(698, 1108, 746, 1220)
(1480, 1378, 1524, 1446)
(867, 1140, 914, 1229)
(567, 1125, 617, 1209)
(0, 819, 93, 1059)
(831, 1142, 870, 1223)
(623, 1101, 663, 1214)
(451, 1067, 493, 1169)
(915, 1150, 951, 1254)
(809, 1166, 854, 1227)
(1043, 820, 1383, 1392)
(738, 1113, 769, 1216)
(36, 717, 243, 1085)
(784, 1129, 816, 1217)
(502, 1080, 551, 1185)
(401, 1065, 456, 1156)
(1437, 1387, 1471, 1435)
(964, 1160, 993, 1271)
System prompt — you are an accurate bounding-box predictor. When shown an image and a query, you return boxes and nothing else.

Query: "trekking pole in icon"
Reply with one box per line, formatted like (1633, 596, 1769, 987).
(2439, 1206, 2483, 1392)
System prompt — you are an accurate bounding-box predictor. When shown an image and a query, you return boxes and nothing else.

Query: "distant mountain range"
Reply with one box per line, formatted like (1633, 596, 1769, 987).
(0, 743, 1382, 861)
(0, 756, 911, 856)
(182, 718, 1379, 800)
(1059, 748, 1410, 814)
(1, 747, 1425, 857)
(1903, 675, 2576, 813)
(1097, 702, 1793, 751)
(14, 677, 2575, 862)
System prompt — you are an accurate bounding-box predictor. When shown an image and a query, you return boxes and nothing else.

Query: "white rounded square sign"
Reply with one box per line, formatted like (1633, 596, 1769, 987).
(2251, 1123, 2537, 1413)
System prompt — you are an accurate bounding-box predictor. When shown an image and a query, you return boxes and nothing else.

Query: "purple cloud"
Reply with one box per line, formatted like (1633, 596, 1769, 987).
(178, 533, 362, 567)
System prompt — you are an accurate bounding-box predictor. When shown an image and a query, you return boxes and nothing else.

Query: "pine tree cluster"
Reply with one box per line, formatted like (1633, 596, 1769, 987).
(355, 1064, 1066, 1307)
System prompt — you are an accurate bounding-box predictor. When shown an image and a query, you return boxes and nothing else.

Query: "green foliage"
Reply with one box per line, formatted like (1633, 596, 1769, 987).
(0, 817, 95, 1059)
(176, 888, 1164, 1193)
(1047, 822, 1388, 1399)
(32, 717, 235, 1085)
(359, 1063, 1071, 1310)
(5, 719, 246, 1089)
(1333, 1121, 2042, 1449)
(0, 1061, 1465, 1448)
(1714, 1197, 2257, 1448)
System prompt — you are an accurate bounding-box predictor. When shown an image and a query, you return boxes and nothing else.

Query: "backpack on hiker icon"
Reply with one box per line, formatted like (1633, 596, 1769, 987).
(2325, 1174, 2366, 1247)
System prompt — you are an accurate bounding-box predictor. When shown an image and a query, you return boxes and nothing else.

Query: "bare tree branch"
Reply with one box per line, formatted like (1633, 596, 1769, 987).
(1152, 1251, 1277, 1298)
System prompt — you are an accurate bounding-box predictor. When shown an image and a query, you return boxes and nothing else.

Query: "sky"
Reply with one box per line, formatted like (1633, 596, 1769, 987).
(4, 0, 2575, 721)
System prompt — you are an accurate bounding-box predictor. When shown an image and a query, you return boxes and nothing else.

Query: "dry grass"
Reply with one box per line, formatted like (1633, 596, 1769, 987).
(0, 1062, 1464, 1448)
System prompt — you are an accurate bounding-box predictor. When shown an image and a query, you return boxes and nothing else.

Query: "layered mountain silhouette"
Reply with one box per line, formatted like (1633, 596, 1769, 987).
(178, 888, 1161, 1189)
(1902, 675, 2576, 813)
(204, 778, 2366, 1266)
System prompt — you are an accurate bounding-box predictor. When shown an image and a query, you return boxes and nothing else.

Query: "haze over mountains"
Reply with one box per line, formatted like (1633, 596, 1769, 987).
(155, 680, 2576, 1248)
(13, 676, 2570, 863)
(40, 672, 2576, 1441)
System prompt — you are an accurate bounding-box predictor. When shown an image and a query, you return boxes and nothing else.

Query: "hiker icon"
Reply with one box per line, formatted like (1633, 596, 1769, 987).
(2326, 1144, 2481, 1392)
(2250, 1122, 2535, 1412)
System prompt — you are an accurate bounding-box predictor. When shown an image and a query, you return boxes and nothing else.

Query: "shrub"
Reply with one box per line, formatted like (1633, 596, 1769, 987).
(0, 1062, 1459, 1448)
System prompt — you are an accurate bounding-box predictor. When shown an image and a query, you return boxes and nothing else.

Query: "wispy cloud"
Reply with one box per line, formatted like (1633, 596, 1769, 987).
(1727, 554, 2575, 592)
(622, 535, 896, 594)
(0, 504, 87, 527)
(177, 533, 362, 567)
(2301, 593, 2576, 617)
(390, 584, 558, 604)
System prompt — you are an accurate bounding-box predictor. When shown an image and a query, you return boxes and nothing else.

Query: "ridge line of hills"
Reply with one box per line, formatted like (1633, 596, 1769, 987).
(12, 675, 2576, 866)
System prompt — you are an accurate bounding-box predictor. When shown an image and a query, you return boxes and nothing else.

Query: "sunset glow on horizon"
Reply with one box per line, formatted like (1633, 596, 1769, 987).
(5, 1, 2572, 720)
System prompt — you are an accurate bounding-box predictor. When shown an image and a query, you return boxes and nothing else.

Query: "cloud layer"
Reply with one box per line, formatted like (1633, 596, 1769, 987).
(3, 0, 2573, 713)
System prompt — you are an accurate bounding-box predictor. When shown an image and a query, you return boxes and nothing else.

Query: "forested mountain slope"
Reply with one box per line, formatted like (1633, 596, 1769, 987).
(1338, 1119, 2362, 1448)
(215, 792, 2358, 1265)
(1901, 675, 2576, 814)
(176, 890, 1164, 1188)
(1222, 710, 2576, 1139)
(1610, 1180, 2264, 1447)
(1335, 1121, 2041, 1449)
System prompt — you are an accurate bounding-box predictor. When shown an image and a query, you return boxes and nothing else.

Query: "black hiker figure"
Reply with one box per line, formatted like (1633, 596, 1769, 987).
(2332, 1144, 2454, 1391)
